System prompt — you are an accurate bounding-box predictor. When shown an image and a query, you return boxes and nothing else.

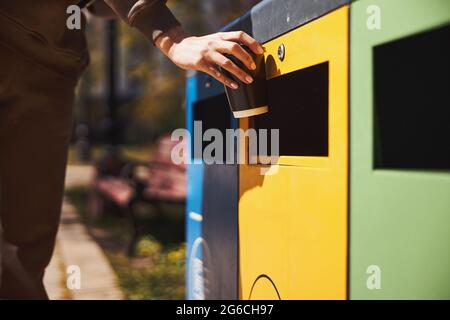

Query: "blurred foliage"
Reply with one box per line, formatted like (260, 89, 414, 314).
(137, 236, 162, 258)
(114, 238, 186, 300)
(76, 0, 261, 144)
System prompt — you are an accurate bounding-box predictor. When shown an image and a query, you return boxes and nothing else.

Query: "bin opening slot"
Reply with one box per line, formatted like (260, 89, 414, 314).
(252, 61, 329, 158)
(193, 93, 232, 162)
(374, 24, 450, 170)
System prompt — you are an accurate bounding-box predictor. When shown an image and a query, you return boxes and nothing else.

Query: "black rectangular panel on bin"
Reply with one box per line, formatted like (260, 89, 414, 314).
(202, 164, 239, 300)
(251, 0, 349, 43)
(221, 0, 349, 44)
(194, 93, 239, 299)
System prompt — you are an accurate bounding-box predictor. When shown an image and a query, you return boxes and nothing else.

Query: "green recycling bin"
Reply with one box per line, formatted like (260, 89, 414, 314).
(350, 0, 450, 299)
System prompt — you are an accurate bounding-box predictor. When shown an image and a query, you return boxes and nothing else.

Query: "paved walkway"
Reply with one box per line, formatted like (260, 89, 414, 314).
(43, 165, 124, 300)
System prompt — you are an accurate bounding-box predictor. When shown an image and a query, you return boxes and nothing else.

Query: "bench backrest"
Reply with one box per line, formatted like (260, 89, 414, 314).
(151, 135, 186, 170)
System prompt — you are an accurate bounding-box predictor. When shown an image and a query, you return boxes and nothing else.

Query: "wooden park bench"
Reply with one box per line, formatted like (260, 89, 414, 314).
(90, 135, 186, 256)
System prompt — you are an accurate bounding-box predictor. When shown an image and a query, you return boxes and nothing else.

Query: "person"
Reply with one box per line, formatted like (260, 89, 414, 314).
(0, 0, 263, 299)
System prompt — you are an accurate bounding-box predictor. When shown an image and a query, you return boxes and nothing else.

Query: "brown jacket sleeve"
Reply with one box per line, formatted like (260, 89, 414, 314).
(87, 1, 117, 19)
(103, 0, 180, 43)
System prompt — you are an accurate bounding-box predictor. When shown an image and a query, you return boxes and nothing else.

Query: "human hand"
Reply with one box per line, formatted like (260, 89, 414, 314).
(156, 26, 264, 89)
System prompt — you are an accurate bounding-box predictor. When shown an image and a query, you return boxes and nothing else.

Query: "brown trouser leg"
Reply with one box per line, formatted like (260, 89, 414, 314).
(0, 43, 77, 299)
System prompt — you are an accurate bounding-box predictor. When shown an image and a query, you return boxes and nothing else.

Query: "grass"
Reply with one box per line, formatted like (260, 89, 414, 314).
(65, 186, 186, 300)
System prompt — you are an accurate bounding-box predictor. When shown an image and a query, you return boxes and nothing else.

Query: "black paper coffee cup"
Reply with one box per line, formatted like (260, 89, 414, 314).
(221, 45, 268, 118)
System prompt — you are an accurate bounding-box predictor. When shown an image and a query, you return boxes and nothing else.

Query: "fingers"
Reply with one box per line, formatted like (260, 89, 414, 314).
(200, 62, 239, 90)
(212, 41, 256, 71)
(205, 51, 254, 85)
(219, 31, 264, 55)
(189, 31, 264, 89)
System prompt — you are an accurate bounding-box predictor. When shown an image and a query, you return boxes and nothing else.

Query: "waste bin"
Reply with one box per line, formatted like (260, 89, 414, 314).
(239, 3, 349, 299)
(185, 71, 209, 300)
(350, 0, 450, 299)
(185, 71, 240, 299)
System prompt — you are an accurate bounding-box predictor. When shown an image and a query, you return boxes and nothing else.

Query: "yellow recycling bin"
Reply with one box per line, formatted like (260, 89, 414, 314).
(239, 6, 349, 300)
